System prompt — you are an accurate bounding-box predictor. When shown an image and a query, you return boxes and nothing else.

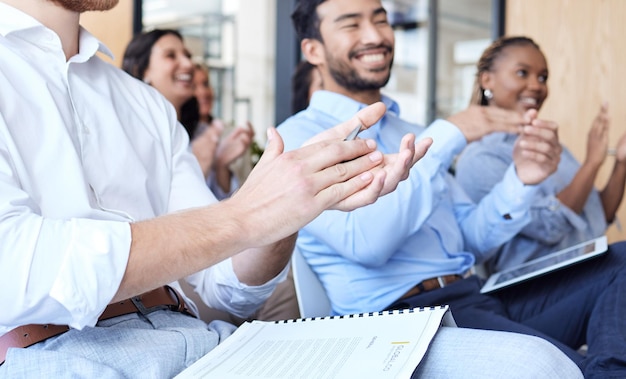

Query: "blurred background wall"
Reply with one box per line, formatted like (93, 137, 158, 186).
(81, 0, 626, 243)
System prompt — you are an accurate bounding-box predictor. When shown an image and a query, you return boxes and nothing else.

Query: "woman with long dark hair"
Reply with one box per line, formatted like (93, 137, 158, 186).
(123, 29, 252, 198)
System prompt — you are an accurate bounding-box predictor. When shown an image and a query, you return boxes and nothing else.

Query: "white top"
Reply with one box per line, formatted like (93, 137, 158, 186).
(0, 3, 284, 336)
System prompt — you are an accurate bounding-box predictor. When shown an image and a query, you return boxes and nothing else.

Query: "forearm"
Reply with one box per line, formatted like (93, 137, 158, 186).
(231, 233, 296, 286)
(116, 122, 386, 300)
(556, 161, 600, 214)
(600, 160, 626, 222)
(198, 160, 213, 179)
(191, 143, 217, 179)
(213, 162, 233, 194)
(114, 201, 249, 302)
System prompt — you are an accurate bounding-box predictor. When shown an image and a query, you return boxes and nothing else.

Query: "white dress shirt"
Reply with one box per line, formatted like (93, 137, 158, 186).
(0, 3, 284, 336)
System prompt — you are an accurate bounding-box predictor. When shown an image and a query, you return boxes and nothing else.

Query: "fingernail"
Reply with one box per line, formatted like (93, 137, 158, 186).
(266, 129, 273, 141)
(366, 139, 376, 149)
(360, 172, 373, 181)
(369, 151, 383, 162)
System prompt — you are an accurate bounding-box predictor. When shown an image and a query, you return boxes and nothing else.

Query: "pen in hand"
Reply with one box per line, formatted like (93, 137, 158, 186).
(344, 124, 362, 141)
(342, 124, 363, 163)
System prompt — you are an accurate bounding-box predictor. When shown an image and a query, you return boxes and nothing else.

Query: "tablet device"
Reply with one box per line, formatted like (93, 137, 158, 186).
(480, 236, 608, 294)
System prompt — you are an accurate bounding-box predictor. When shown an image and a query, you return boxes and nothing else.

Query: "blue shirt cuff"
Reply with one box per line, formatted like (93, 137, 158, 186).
(422, 119, 467, 157)
(493, 164, 539, 219)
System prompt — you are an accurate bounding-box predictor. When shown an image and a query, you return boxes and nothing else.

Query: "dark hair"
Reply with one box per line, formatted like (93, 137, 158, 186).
(122, 29, 183, 80)
(291, 0, 327, 42)
(194, 63, 214, 124)
(122, 29, 199, 138)
(179, 98, 200, 138)
(472, 36, 542, 106)
(291, 60, 317, 114)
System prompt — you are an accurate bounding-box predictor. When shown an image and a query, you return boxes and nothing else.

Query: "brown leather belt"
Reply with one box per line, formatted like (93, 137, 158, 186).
(400, 274, 464, 300)
(0, 285, 192, 365)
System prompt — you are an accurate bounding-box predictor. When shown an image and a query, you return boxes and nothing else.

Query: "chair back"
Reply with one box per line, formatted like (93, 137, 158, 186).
(291, 247, 331, 318)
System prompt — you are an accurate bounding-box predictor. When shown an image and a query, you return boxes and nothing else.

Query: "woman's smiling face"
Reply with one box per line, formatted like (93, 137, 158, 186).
(480, 44, 549, 114)
(142, 34, 195, 111)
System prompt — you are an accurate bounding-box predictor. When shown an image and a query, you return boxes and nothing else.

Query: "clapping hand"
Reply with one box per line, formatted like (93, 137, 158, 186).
(585, 102, 610, 168)
(512, 109, 562, 185)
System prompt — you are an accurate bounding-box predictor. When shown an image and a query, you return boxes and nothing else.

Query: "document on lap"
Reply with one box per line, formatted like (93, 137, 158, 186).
(175, 305, 455, 379)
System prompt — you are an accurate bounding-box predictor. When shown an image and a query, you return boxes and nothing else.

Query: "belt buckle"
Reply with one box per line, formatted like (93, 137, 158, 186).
(131, 286, 186, 316)
(437, 276, 446, 288)
(130, 295, 169, 316)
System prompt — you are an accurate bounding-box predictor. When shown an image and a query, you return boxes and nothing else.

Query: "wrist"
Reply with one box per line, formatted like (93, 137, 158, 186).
(615, 155, 626, 165)
(614, 158, 626, 169)
(581, 158, 603, 171)
(212, 199, 256, 249)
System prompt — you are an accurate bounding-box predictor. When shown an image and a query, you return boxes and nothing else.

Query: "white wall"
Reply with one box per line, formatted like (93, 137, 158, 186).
(235, 0, 277, 144)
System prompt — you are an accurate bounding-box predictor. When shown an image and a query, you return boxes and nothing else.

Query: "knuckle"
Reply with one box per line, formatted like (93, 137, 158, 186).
(282, 154, 306, 175)
(327, 142, 347, 158)
(329, 184, 344, 200)
(331, 162, 348, 178)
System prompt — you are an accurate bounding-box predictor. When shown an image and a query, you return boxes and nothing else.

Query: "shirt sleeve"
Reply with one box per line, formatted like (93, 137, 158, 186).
(168, 119, 219, 211)
(456, 138, 593, 246)
(182, 260, 289, 319)
(453, 164, 538, 263)
(0, 133, 132, 331)
(278, 118, 466, 268)
(516, 195, 590, 244)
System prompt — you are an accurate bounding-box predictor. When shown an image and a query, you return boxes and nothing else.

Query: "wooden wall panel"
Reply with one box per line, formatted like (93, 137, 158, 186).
(507, 0, 626, 243)
(80, 1, 134, 67)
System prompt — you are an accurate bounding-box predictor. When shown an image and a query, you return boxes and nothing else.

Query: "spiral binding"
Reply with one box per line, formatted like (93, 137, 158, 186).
(273, 304, 448, 324)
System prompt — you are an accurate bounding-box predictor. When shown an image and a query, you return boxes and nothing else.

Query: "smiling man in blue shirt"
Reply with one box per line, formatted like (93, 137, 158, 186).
(279, 0, 626, 376)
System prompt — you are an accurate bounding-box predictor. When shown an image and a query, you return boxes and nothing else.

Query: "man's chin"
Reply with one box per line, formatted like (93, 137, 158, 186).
(363, 73, 391, 89)
(51, 0, 120, 12)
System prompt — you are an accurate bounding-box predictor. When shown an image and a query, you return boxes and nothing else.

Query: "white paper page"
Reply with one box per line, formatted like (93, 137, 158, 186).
(175, 306, 450, 379)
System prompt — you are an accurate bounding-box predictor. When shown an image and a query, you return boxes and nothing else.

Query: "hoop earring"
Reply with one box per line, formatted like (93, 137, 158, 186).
(483, 88, 493, 100)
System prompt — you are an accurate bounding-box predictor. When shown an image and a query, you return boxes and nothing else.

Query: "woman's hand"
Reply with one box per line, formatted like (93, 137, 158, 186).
(216, 121, 255, 168)
(584, 102, 610, 168)
(191, 121, 223, 178)
(512, 110, 562, 185)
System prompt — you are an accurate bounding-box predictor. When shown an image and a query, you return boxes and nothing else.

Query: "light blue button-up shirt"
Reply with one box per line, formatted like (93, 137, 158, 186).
(278, 91, 539, 315)
(456, 131, 608, 273)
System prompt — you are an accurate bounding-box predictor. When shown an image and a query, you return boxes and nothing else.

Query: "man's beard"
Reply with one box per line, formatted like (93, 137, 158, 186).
(50, 0, 119, 12)
(326, 47, 393, 92)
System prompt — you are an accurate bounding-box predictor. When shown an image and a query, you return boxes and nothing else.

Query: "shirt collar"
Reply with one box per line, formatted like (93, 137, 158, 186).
(77, 27, 114, 61)
(0, 2, 43, 36)
(308, 90, 400, 121)
(0, 2, 113, 60)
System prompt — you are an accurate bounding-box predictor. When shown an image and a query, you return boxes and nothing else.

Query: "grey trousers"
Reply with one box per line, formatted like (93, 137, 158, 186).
(1, 311, 582, 378)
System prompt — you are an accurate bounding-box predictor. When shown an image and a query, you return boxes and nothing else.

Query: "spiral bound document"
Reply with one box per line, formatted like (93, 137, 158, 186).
(175, 305, 455, 379)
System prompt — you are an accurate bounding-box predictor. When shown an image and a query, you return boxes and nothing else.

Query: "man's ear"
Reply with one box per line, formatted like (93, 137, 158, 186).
(301, 38, 324, 66)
